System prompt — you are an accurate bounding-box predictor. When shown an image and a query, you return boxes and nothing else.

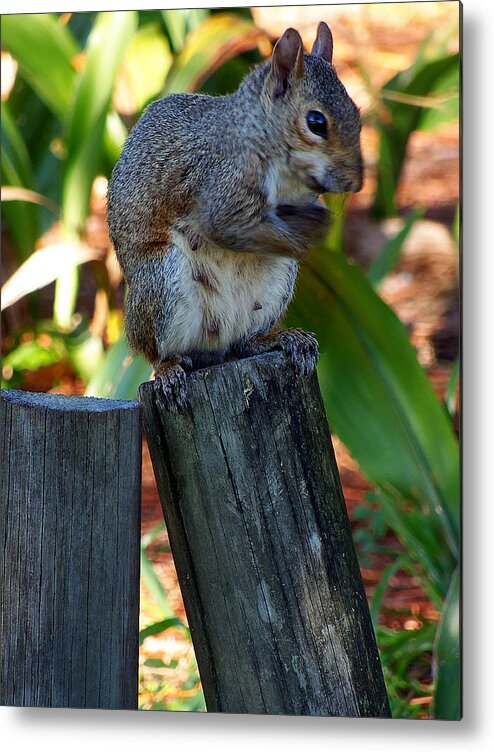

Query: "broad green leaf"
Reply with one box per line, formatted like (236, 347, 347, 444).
(85, 332, 152, 400)
(372, 53, 460, 218)
(368, 208, 423, 286)
(2, 13, 78, 120)
(115, 23, 172, 115)
(432, 566, 461, 719)
(1, 102, 39, 260)
(288, 251, 459, 555)
(164, 13, 267, 94)
(62, 11, 137, 232)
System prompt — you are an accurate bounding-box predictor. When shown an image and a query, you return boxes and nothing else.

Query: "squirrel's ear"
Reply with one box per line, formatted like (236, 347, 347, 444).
(267, 28, 304, 98)
(311, 21, 333, 64)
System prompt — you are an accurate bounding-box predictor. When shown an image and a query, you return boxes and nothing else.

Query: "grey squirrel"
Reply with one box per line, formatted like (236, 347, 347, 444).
(107, 22, 362, 411)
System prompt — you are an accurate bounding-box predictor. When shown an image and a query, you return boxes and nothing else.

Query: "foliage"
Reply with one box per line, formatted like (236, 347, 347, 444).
(139, 523, 205, 711)
(1, 8, 459, 718)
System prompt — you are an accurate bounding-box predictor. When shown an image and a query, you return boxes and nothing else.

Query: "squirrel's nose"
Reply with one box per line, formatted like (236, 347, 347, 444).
(345, 164, 363, 193)
(346, 174, 363, 193)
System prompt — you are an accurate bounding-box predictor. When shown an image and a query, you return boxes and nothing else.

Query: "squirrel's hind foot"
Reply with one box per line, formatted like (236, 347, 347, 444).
(241, 328, 319, 377)
(153, 356, 192, 413)
(274, 328, 319, 376)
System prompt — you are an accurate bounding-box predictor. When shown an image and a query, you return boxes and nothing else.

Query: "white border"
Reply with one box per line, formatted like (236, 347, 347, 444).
(2, 0, 493, 749)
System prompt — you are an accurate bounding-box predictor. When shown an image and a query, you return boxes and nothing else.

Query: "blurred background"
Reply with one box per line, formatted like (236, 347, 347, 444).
(1, 3, 460, 718)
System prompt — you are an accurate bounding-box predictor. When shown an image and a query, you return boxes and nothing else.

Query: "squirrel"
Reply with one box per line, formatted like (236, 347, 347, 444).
(107, 22, 362, 411)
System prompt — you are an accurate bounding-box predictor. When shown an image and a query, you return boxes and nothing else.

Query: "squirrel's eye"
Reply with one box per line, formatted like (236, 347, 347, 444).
(306, 110, 328, 138)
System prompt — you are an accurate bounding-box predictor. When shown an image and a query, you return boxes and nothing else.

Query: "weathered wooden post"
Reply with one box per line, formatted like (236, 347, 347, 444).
(0, 390, 141, 709)
(140, 351, 391, 717)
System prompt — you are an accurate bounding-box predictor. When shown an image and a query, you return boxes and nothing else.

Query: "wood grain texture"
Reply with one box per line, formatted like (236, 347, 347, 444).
(0, 390, 141, 709)
(140, 351, 391, 717)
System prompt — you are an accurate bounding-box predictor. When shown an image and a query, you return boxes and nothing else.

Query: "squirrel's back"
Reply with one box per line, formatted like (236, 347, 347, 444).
(108, 95, 217, 262)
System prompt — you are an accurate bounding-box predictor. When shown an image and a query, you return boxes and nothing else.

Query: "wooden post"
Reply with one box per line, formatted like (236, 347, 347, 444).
(0, 390, 141, 709)
(140, 351, 391, 717)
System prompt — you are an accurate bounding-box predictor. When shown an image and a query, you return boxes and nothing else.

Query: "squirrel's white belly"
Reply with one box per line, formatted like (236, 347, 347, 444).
(164, 234, 297, 355)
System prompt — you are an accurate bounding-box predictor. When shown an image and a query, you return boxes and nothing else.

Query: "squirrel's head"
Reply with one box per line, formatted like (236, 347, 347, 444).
(261, 23, 363, 195)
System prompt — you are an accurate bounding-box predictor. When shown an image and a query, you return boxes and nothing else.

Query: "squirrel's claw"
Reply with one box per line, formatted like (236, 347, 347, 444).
(241, 328, 319, 376)
(154, 361, 189, 413)
(273, 328, 319, 376)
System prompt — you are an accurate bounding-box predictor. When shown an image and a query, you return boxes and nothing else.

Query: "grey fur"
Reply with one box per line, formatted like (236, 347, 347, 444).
(107, 25, 362, 408)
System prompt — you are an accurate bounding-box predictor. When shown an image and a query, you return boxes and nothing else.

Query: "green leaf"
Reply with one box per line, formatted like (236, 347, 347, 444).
(140, 548, 175, 621)
(418, 63, 460, 131)
(164, 13, 267, 94)
(116, 23, 172, 114)
(445, 358, 460, 421)
(367, 208, 423, 286)
(141, 521, 166, 550)
(3, 337, 66, 372)
(324, 193, 347, 253)
(379, 490, 452, 605)
(372, 53, 460, 218)
(161, 9, 188, 53)
(288, 252, 460, 559)
(140, 619, 188, 645)
(62, 11, 137, 232)
(85, 332, 152, 400)
(2, 13, 78, 120)
(64, 320, 105, 383)
(370, 558, 403, 633)
(1, 239, 100, 311)
(432, 566, 461, 719)
(143, 657, 179, 669)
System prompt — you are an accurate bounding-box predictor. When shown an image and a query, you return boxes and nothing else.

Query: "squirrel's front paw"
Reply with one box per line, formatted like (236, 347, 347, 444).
(273, 328, 319, 377)
(276, 203, 330, 248)
(153, 357, 192, 413)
